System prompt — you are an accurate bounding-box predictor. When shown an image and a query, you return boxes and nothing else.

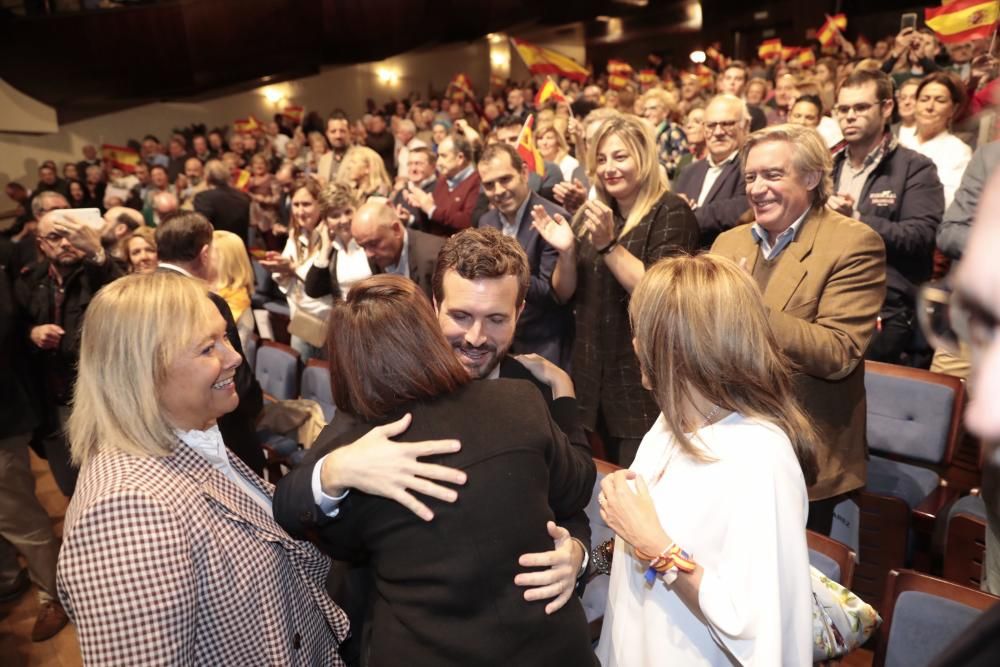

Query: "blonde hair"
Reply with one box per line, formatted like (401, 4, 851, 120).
(640, 87, 677, 113)
(338, 145, 391, 202)
(120, 226, 157, 272)
(212, 230, 254, 296)
(583, 115, 668, 237)
(740, 123, 832, 209)
(536, 123, 569, 162)
(629, 254, 818, 484)
(68, 272, 219, 464)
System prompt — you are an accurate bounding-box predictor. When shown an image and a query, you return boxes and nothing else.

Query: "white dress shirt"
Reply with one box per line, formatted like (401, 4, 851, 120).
(176, 426, 273, 513)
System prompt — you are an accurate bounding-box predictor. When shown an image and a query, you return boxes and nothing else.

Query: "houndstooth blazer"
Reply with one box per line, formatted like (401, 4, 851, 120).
(57, 440, 349, 666)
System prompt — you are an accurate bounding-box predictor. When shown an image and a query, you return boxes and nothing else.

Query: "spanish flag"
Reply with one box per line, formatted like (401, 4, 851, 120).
(758, 38, 782, 63)
(705, 46, 728, 69)
(926, 0, 1000, 44)
(608, 75, 631, 91)
(516, 115, 544, 176)
(448, 73, 475, 99)
(638, 69, 659, 86)
(233, 169, 251, 192)
(781, 45, 800, 62)
(283, 105, 304, 125)
(234, 116, 260, 134)
(533, 78, 566, 108)
(693, 64, 715, 88)
(817, 13, 848, 46)
(101, 144, 140, 173)
(795, 48, 816, 69)
(510, 38, 590, 84)
(607, 59, 634, 77)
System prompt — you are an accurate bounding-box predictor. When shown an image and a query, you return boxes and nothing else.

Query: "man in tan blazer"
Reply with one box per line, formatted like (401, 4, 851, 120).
(712, 124, 886, 533)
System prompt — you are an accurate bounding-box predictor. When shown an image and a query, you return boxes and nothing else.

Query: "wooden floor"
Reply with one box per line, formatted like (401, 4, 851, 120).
(0, 451, 81, 667)
(0, 451, 876, 667)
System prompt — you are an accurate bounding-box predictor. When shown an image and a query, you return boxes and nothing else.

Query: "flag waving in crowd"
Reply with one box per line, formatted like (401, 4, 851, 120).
(510, 37, 590, 83)
(101, 144, 140, 173)
(925, 0, 1000, 43)
(817, 13, 848, 46)
(758, 38, 782, 63)
(533, 77, 566, 107)
(515, 114, 544, 176)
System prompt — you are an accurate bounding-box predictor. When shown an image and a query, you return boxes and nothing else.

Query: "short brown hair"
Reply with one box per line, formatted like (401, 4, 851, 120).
(327, 275, 470, 419)
(740, 124, 832, 209)
(154, 211, 213, 263)
(836, 68, 894, 104)
(432, 227, 530, 308)
(319, 181, 359, 219)
(478, 142, 523, 172)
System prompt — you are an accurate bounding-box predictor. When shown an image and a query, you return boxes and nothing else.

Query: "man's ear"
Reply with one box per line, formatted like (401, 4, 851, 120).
(803, 170, 822, 192)
(198, 243, 212, 269)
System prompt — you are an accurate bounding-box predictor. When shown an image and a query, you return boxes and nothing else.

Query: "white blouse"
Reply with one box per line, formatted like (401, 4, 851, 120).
(596, 412, 813, 666)
(558, 154, 581, 183)
(332, 237, 373, 299)
(274, 233, 333, 319)
(898, 130, 972, 209)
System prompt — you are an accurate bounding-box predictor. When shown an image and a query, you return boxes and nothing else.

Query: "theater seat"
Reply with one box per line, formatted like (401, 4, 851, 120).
(301, 359, 335, 423)
(255, 340, 300, 401)
(807, 529, 856, 588)
(943, 493, 988, 589)
(582, 458, 621, 641)
(874, 569, 999, 667)
(854, 361, 966, 610)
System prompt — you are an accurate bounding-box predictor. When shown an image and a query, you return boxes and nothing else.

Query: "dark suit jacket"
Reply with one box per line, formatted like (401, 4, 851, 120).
(157, 267, 265, 475)
(372, 228, 444, 300)
(478, 192, 571, 365)
(528, 160, 563, 202)
(673, 156, 749, 248)
(274, 380, 597, 667)
(193, 186, 252, 243)
(712, 208, 887, 499)
(391, 177, 437, 232)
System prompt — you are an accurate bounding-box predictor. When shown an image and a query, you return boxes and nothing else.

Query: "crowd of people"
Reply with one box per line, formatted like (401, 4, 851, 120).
(2, 10, 999, 665)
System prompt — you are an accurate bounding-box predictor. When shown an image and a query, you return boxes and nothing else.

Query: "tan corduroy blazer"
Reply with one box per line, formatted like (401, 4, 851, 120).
(712, 207, 887, 499)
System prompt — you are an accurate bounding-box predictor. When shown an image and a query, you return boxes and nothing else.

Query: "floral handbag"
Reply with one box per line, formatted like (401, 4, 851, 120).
(811, 566, 882, 661)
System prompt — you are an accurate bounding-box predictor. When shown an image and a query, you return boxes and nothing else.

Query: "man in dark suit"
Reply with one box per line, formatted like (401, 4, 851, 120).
(193, 159, 252, 243)
(391, 146, 437, 232)
(351, 199, 444, 300)
(674, 94, 751, 248)
(154, 212, 265, 475)
(476, 143, 571, 368)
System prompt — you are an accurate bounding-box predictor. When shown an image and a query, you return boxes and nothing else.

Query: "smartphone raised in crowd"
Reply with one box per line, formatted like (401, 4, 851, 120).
(57, 208, 104, 231)
(900, 12, 918, 33)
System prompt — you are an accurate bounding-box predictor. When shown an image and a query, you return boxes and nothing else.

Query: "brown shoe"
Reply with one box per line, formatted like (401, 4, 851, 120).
(31, 600, 69, 642)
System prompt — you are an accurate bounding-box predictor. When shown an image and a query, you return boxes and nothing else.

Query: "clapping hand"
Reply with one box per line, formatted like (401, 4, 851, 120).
(403, 182, 435, 215)
(258, 251, 295, 276)
(579, 200, 615, 250)
(552, 178, 587, 214)
(530, 205, 576, 255)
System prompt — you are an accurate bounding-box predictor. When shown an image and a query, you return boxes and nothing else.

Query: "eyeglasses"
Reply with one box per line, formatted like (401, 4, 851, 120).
(833, 102, 884, 116)
(704, 120, 740, 133)
(917, 282, 997, 354)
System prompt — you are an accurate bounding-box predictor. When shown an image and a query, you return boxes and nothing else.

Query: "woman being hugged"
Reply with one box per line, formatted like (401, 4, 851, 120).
(595, 254, 817, 666)
(532, 114, 699, 465)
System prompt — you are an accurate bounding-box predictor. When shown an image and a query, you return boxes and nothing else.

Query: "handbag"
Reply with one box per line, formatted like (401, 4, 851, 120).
(590, 539, 881, 661)
(287, 309, 328, 348)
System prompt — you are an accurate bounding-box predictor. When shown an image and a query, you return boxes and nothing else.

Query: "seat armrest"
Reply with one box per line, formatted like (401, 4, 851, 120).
(912, 483, 961, 572)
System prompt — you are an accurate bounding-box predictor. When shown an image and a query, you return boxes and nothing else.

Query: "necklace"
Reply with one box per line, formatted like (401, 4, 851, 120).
(700, 404, 723, 429)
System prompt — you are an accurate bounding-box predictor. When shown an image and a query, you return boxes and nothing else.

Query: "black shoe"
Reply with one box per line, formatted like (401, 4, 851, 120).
(0, 569, 30, 603)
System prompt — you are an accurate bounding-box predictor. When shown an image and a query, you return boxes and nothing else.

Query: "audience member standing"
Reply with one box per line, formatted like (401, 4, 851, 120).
(193, 160, 252, 243)
(711, 124, 886, 533)
(829, 69, 944, 366)
(404, 134, 481, 236)
(16, 202, 126, 496)
(533, 115, 699, 465)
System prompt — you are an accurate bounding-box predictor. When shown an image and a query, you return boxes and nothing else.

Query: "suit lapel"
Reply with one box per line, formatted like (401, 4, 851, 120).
(762, 209, 820, 311)
(704, 159, 737, 202)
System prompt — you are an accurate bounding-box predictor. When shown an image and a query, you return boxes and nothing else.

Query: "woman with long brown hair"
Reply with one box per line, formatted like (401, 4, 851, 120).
(595, 254, 816, 666)
(274, 274, 597, 667)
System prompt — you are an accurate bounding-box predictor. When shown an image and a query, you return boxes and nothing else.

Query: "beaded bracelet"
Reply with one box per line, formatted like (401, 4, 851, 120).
(635, 543, 696, 585)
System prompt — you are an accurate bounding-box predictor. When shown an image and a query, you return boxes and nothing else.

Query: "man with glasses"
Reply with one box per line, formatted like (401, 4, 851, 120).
(830, 69, 944, 366)
(15, 198, 125, 499)
(674, 94, 751, 247)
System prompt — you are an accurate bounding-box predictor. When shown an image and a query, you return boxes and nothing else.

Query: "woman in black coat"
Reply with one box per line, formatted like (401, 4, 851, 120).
(274, 275, 597, 667)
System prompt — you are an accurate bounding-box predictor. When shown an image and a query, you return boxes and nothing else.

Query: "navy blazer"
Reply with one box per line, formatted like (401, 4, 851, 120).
(477, 191, 570, 354)
(673, 156, 749, 247)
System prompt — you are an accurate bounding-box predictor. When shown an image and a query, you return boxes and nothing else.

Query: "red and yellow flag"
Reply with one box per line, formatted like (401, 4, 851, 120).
(233, 169, 251, 191)
(705, 46, 729, 69)
(516, 115, 544, 176)
(638, 69, 659, 85)
(510, 38, 590, 84)
(234, 116, 260, 134)
(283, 105, 304, 125)
(817, 13, 848, 46)
(781, 45, 800, 62)
(533, 78, 566, 107)
(448, 73, 475, 99)
(758, 38, 783, 63)
(795, 48, 816, 69)
(693, 64, 715, 88)
(926, 0, 1000, 44)
(101, 144, 140, 173)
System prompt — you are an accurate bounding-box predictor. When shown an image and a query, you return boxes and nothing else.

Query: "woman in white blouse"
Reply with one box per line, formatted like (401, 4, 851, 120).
(898, 71, 972, 208)
(259, 176, 332, 361)
(304, 181, 373, 302)
(595, 254, 818, 666)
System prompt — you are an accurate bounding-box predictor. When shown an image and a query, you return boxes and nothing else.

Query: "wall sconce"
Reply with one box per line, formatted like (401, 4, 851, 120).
(491, 52, 510, 68)
(690, 50, 706, 64)
(376, 67, 400, 86)
(262, 87, 285, 106)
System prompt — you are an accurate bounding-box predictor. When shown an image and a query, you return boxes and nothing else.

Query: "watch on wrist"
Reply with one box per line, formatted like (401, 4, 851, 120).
(86, 247, 107, 265)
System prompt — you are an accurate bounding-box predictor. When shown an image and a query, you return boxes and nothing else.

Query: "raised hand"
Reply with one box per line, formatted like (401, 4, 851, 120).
(531, 205, 576, 255)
